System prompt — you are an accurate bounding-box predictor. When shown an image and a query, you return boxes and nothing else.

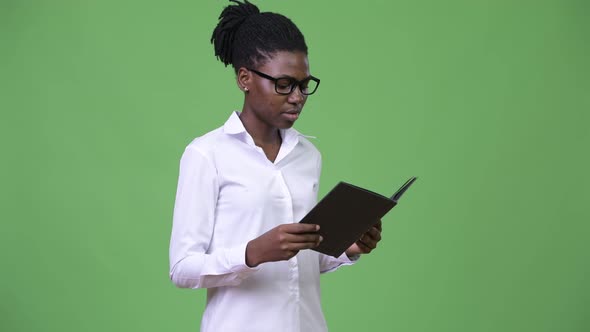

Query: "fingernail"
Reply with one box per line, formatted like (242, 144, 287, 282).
(319, 236, 323, 242)
(315, 225, 320, 231)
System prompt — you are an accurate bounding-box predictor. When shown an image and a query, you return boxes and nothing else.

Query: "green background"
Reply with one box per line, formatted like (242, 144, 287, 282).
(2, 0, 589, 331)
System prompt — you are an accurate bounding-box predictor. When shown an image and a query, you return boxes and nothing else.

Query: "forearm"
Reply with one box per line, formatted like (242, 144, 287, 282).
(170, 242, 258, 288)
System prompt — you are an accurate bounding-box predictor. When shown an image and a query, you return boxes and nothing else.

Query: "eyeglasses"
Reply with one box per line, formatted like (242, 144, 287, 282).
(247, 68, 320, 96)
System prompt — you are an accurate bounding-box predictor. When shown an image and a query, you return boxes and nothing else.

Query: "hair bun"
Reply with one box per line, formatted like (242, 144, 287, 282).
(211, 0, 261, 66)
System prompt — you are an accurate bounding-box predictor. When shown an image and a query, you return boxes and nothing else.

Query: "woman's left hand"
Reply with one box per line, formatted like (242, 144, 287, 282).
(345, 220, 382, 257)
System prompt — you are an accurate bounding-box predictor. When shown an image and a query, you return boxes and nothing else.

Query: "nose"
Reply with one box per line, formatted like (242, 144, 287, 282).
(287, 86, 305, 104)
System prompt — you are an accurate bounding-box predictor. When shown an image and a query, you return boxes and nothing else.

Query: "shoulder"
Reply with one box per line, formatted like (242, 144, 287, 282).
(294, 130, 322, 161)
(296, 133, 323, 175)
(176, 126, 227, 169)
(185, 126, 225, 155)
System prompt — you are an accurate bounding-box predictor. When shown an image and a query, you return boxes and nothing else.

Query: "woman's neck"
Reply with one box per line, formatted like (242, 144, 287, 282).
(238, 110, 282, 146)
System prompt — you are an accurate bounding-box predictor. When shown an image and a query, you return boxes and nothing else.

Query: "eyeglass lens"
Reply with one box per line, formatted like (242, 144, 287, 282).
(275, 77, 319, 95)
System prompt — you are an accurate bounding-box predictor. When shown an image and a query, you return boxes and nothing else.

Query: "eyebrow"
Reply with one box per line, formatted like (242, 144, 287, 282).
(276, 74, 313, 81)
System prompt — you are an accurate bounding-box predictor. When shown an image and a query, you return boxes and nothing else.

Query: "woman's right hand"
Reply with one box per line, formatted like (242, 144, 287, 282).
(245, 223, 322, 267)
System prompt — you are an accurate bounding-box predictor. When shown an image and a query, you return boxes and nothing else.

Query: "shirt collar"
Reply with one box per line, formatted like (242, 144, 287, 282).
(222, 111, 312, 145)
(222, 111, 247, 135)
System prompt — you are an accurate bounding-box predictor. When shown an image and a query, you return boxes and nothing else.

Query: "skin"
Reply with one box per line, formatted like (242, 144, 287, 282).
(237, 51, 309, 162)
(237, 51, 382, 267)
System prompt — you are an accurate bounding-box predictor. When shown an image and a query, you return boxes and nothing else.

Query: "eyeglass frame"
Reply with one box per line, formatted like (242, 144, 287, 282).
(246, 68, 320, 96)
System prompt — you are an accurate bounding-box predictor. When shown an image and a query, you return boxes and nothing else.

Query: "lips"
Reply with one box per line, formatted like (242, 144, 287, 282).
(283, 110, 301, 121)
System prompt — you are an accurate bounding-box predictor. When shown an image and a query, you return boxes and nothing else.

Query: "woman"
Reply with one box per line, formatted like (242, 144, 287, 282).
(169, 1, 382, 331)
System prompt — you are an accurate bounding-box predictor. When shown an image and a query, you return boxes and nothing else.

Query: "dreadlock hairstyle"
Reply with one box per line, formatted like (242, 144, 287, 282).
(211, 0, 308, 73)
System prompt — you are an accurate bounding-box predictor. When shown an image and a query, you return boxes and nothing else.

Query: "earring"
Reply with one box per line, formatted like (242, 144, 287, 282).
(244, 87, 249, 92)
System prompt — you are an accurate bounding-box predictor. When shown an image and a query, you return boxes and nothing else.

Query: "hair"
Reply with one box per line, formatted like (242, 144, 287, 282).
(211, 0, 308, 73)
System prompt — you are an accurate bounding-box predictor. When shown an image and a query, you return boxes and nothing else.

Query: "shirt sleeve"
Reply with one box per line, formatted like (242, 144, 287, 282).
(169, 146, 259, 289)
(319, 252, 360, 274)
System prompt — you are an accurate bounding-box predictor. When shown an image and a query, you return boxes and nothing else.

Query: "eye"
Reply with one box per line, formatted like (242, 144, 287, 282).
(277, 78, 293, 87)
(276, 78, 293, 89)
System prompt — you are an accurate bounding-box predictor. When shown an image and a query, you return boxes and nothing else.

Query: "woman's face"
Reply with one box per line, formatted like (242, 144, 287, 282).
(241, 51, 311, 130)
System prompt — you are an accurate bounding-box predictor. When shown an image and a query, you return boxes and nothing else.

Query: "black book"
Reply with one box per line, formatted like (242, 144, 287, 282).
(299, 177, 417, 257)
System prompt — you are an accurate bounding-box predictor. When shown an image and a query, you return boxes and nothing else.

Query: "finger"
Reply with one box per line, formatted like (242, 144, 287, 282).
(356, 239, 373, 252)
(359, 233, 378, 249)
(285, 232, 322, 243)
(275, 249, 300, 262)
(288, 241, 322, 251)
(283, 223, 320, 234)
(285, 250, 299, 260)
(366, 227, 382, 241)
(375, 220, 382, 231)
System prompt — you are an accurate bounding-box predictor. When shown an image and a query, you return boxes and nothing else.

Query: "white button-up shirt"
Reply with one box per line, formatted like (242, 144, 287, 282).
(169, 112, 356, 332)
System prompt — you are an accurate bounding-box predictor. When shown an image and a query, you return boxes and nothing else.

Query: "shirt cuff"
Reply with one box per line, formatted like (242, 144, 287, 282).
(227, 242, 260, 275)
(340, 252, 360, 263)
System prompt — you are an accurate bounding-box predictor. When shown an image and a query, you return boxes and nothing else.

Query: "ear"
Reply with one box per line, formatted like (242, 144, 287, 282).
(236, 67, 251, 92)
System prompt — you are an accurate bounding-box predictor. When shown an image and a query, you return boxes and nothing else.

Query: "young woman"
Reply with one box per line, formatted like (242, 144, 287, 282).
(169, 1, 382, 331)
